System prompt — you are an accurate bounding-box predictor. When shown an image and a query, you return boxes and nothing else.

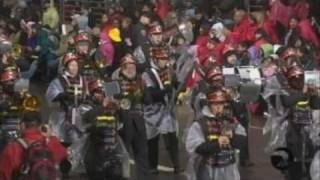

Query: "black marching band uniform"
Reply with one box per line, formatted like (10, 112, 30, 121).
(112, 53, 150, 180)
(0, 67, 22, 150)
(73, 32, 107, 81)
(0, 53, 40, 153)
(83, 79, 128, 180)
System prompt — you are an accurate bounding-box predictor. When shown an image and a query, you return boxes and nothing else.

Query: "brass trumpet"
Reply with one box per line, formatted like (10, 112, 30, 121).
(21, 92, 41, 112)
(11, 44, 23, 60)
(95, 58, 108, 69)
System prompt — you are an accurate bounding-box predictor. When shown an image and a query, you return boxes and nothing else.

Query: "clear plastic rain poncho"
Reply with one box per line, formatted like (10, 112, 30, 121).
(310, 150, 320, 180)
(310, 110, 320, 180)
(46, 77, 91, 172)
(185, 108, 240, 180)
(262, 75, 290, 153)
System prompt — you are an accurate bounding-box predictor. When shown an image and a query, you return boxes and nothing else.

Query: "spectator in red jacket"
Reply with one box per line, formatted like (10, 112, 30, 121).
(262, 16, 279, 43)
(269, 0, 293, 27)
(254, 28, 272, 48)
(0, 111, 67, 180)
(285, 16, 320, 47)
(252, 12, 279, 43)
(231, 9, 257, 43)
(298, 18, 320, 47)
(155, 0, 171, 20)
(293, 0, 310, 20)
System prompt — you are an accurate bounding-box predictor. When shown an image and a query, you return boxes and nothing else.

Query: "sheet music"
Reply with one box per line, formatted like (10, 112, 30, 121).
(238, 66, 262, 85)
(305, 71, 320, 87)
(222, 67, 235, 75)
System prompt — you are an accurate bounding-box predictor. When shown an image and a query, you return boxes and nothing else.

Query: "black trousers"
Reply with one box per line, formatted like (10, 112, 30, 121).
(85, 149, 125, 180)
(147, 132, 180, 170)
(232, 102, 250, 162)
(285, 124, 315, 180)
(119, 110, 150, 180)
(286, 162, 311, 180)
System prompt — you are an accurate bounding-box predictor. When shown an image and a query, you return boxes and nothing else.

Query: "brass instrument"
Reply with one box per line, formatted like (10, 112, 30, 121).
(21, 92, 41, 112)
(11, 44, 22, 60)
(119, 79, 141, 110)
(95, 58, 108, 69)
(120, 98, 131, 110)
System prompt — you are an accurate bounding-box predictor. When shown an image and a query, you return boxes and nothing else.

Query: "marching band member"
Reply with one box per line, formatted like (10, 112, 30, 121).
(186, 88, 240, 180)
(276, 65, 319, 180)
(0, 67, 21, 150)
(140, 25, 182, 174)
(83, 79, 129, 180)
(46, 52, 89, 173)
(112, 53, 150, 179)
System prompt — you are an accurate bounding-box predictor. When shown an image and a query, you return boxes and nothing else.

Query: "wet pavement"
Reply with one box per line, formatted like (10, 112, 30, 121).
(30, 80, 283, 180)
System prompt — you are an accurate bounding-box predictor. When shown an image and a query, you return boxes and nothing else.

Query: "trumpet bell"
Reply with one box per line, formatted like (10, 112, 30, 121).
(22, 95, 41, 112)
(95, 58, 108, 69)
(120, 98, 131, 110)
(11, 45, 22, 59)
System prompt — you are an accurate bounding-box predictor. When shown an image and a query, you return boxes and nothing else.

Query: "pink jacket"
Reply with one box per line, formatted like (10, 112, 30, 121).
(99, 31, 115, 65)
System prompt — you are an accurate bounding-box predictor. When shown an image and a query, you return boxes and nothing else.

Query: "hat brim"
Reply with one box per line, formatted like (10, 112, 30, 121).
(111, 36, 122, 42)
(76, 41, 90, 45)
(150, 32, 162, 35)
(208, 100, 228, 104)
(121, 61, 136, 66)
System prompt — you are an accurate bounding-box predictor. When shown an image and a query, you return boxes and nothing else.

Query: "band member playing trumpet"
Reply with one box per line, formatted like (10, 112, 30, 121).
(83, 79, 128, 180)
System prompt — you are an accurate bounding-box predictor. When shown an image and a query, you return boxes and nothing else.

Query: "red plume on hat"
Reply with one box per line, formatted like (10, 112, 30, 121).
(206, 65, 223, 80)
(281, 48, 297, 60)
(120, 54, 136, 66)
(1, 67, 19, 82)
(286, 65, 304, 78)
(207, 89, 229, 104)
(148, 25, 163, 34)
(88, 79, 104, 93)
(73, 32, 90, 43)
(63, 52, 79, 66)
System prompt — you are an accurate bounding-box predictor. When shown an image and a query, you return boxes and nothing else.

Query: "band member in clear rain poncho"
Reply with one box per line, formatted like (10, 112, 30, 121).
(190, 62, 224, 120)
(46, 52, 89, 172)
(141, 24, 182, 174)
(275, 65, 320, 180)
(186, 88, 240, 180)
